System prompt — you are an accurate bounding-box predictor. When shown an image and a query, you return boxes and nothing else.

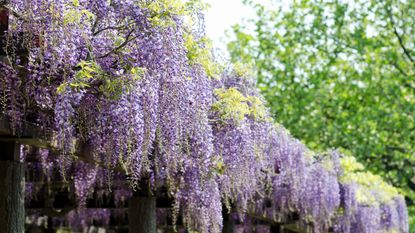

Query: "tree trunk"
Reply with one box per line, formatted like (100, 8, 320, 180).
(0, 160, 25, 233)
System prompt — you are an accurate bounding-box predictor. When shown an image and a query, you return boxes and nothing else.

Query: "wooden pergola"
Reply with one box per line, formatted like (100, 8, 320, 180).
(0, 115, 309, 233)
(0, 4, 311, 233)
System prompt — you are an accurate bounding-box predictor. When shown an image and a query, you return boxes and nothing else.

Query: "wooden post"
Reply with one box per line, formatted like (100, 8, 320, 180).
(0, 4, 9, 36)
(0, 142, 25, 233)
(128, 179, 156, 233)
(0, 2, 9, 56)
(223, 212, 235, 233)
(223, 220, 235, 233)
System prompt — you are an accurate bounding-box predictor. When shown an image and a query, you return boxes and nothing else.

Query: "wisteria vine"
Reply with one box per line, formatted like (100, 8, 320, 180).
(0, 0, 409, 232)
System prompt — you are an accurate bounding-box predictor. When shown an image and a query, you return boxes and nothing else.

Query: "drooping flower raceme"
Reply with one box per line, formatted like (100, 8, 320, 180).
(1, 0, 409, 232)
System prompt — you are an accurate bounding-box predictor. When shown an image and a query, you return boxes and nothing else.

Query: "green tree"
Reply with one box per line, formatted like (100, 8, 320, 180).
(228, 0, 415, 229)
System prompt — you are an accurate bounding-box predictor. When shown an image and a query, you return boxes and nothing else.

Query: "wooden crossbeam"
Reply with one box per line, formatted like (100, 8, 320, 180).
(0, 114, 51, 143)
(282, 223, 306, 233)
(245, 211, 306, 233)
(0, 113, 127, 172)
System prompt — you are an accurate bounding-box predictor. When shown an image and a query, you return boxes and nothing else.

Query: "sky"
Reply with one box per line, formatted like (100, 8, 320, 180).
(204, 0, 255, 55)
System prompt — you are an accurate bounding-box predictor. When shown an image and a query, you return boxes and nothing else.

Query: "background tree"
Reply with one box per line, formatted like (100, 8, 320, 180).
(228, 0, 415, 229)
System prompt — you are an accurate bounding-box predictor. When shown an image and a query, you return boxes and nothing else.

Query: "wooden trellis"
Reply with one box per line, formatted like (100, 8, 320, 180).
(0, 115, 308, 233)
(0, 5, 309, 233)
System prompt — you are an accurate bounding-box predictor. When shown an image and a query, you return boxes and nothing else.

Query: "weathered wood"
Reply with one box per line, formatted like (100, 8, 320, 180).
(222, 211, 235, 233)
(0, 6, 8, 38)
(0, 114, 51, 140)
(128, 196, 156, 233)
(282, 223, 305, 233)
(0, 141, 19, 161)
(0, 160, 25, 233)
(270, 225, 282, 233)
(223, 219, 235, 233)
(0, 114, 127, 172)
(128, 179, 156, 233)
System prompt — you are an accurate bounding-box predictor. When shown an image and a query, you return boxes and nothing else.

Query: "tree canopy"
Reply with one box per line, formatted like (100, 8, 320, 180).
(228, 0, 415, 230)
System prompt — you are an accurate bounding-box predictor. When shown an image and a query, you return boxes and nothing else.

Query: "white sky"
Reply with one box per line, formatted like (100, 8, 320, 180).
(204, 0, 255, 56)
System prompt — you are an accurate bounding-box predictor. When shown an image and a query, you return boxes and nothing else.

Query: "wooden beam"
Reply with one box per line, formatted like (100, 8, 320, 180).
(270, 225, 282, 233)
(0, 114, 126, 172)
(0, 114, 51, 141)
(282, 223, 305, 233)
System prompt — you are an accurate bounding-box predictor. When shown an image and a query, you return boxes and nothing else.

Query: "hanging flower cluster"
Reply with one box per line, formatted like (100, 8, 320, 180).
(1, 0, 409, 232)
(333, 155, 409, 233)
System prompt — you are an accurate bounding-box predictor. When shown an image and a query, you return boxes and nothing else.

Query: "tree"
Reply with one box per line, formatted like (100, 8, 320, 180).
(228, 0, 415, 229)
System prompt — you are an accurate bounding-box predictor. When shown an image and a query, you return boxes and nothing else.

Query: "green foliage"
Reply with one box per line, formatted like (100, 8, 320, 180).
(63, 1, 95, 25)
(184, 0, 210, 12)
(340, 156, 364, 173)
(57, 60, 145, 99)
(57, 61, 101, 93)
(184, 33, 221, 78)
(212, 87, 268, 123)
(144, 0, 186, 27)
(143, 0, 208, 28)
(211, 155, 226, 175)
(232, 61, 255, 78)
(340, 157, 400, 205)
(212, 88, 251, 123)
(229, 0, 415, 230)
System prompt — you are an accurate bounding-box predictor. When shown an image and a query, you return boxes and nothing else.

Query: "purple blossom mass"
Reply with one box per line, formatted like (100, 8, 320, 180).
(0, 0, 409, 232)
